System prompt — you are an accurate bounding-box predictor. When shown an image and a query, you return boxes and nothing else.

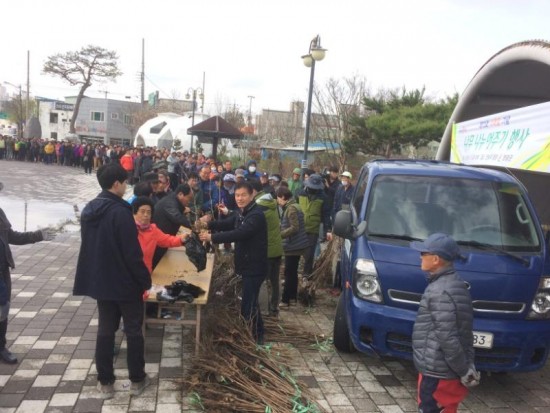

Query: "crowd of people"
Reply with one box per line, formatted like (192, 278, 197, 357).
(0, 141, 481, 409)
(49, 140, 354, 397)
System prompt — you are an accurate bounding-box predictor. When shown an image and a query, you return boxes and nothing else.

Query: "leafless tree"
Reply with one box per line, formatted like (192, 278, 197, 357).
(43, 45, 122, 134)
(311, 74, 367, 168)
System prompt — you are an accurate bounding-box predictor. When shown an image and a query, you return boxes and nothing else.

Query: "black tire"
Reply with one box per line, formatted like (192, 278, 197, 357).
(333, 292, 356, 353)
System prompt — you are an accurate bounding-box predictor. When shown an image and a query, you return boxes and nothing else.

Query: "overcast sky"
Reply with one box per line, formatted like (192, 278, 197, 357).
(1, 0, 548, 116)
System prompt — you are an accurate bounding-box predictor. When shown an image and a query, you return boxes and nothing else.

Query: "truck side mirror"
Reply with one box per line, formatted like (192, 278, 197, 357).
(333, 210, 367, 240)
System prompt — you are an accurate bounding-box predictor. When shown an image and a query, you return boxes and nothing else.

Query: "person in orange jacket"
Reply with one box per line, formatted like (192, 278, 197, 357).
(120, 149, 135, 184)
(132, 196, 189, 273)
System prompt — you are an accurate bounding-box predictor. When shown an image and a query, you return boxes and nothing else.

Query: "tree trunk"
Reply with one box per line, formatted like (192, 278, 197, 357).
(69, 87, 89, 134)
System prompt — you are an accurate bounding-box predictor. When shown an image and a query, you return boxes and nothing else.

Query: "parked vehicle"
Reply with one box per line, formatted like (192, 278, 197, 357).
(333, 159, 550, 372)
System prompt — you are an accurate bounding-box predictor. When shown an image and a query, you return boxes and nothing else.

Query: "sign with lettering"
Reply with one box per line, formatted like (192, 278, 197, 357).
(54, 102, 74, 111)
(451, 101, 550, 172)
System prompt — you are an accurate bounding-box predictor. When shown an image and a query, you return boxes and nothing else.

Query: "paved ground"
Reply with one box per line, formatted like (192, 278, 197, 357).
(1, 161, 550, 412)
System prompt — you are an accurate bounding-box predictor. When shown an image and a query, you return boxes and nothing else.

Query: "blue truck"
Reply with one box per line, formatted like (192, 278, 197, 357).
(332, 159, 550, 372)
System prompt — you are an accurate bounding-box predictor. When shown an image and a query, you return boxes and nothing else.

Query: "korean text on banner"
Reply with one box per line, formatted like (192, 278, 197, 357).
(451, 101, 550, 172)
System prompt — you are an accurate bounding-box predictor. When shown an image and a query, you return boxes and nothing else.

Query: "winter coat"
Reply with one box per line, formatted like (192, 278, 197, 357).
(297, 189, 331, 235)
(412, 267, 475, 379)
(280, 200, 309, 255)
(153, 192, 192, 235)
(120, 154, 134, 172)
(73, 190, 151, 301)
(209, 201, 267, 277)
(136, 222, 183, 273)
(140, 155, 153, 176)
(325, 178, 341, 213)
(0, 208, 43, 269)
(220, 187, 237, 211)
(332, 183, 354, 221)
(287, 177, 302, 197)
(199, 178, 220, 213)
(255, 192, 283, 259)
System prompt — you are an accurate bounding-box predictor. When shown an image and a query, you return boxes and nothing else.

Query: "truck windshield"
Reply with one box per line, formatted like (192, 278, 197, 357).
(365, 175, 540, 252)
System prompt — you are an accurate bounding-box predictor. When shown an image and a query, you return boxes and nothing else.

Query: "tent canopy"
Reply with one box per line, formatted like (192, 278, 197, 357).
(187, 116, 243, 158)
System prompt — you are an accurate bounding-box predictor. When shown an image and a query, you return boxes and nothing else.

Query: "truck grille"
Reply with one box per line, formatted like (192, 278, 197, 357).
(388, 289, 525, 314)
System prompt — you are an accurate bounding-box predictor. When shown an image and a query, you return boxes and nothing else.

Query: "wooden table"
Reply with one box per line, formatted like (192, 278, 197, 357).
(144, 247, 214, 355)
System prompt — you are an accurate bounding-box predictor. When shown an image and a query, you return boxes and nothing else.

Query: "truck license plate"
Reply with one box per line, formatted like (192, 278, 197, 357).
(473, 331, 493, 349)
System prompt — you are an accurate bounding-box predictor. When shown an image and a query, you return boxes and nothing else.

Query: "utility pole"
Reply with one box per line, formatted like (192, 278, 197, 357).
(201, 71, 205, 113)
(247, 95, 255, 127)
(26, 50, 30, 121)
(18, 85, 23, 139)
(141, 38, 145, 106)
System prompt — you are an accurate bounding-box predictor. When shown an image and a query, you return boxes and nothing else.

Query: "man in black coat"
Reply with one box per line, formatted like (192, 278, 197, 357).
(73, 163, 152, 399)
(199, 182, 268, 343)
(0, 182, 54, 364)
(152, 183, 193, 268)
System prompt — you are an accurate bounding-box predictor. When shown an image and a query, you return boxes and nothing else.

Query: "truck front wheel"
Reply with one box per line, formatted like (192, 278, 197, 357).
(333, 292, 356, 353)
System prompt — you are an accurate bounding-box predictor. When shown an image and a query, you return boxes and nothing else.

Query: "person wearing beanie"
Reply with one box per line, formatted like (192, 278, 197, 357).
(287, 167, 303, 198)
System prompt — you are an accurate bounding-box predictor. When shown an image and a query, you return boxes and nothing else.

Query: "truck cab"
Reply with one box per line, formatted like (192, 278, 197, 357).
(333, 159, 550, 372)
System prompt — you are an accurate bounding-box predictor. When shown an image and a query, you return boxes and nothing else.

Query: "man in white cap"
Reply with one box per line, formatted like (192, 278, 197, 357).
(330, 171, 354, 224)
(410, 233, 480, 413)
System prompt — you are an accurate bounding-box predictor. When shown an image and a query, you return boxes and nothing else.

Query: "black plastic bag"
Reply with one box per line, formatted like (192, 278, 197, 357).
(167, 280, 206, 298)
(185, 232, 207, 272)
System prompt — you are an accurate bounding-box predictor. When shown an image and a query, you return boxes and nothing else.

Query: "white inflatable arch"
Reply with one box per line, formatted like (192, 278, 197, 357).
(437, 40, 550, 159)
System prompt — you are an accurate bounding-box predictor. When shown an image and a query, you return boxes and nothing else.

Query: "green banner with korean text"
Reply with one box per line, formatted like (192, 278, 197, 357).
(451, 101, 550, 172)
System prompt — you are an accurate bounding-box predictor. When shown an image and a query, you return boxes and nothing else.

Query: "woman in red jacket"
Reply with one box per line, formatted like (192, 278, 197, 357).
(132, 196, 188, 273)
(120, 149, 135, 184)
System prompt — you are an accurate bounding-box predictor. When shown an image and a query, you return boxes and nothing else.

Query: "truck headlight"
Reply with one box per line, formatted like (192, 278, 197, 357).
(527, 276, 550, 319)
(353, 259, 383, 303)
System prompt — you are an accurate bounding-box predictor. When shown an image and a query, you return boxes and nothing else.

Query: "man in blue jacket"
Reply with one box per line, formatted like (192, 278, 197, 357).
(198, 166, 219, 215)
(73, 163, 152, 399)
(199, 182, 267, 343)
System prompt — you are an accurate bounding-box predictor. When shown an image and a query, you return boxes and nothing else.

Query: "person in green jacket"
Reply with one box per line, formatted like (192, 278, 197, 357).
(297, 174, 331, 277)
(251, 180, 283, 317)
(277, 186, 309, 307)
(287, 167, 303, 198)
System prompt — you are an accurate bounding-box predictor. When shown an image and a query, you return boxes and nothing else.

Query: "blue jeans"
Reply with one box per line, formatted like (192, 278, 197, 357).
(96, 300, 145, 384)
(241, 275, 265, 343)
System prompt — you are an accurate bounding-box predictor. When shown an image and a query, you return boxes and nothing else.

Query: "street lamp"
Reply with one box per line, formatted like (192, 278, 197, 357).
(186, 87, 204, 152)
(301, 34, 326, 168)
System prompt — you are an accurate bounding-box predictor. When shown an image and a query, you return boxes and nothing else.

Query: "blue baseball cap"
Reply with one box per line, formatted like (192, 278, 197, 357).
(410, 233, 459, 261)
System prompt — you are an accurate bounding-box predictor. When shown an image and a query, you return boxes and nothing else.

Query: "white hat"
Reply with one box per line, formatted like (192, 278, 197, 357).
(340, 171, 352, 179)
(223, 173, 236, 182)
